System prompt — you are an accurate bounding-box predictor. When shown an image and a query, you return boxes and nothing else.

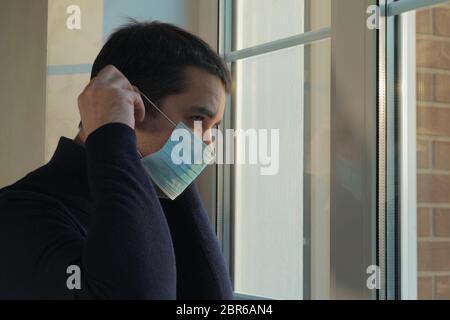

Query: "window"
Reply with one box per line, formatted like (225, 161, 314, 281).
(218, 0, 333, 300)
(219, 0, 450, 300)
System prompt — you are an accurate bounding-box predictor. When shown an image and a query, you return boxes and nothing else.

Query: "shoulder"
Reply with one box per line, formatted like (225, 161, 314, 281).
(0, 189, 82, 299)
(0, 188, 63, 214)
(0, 188, 77, 234)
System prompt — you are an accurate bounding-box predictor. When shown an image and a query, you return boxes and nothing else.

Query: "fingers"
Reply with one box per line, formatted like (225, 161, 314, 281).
(77, 63, 149, 136)
(93, 66, 146, 121)
(95, 65, 134, 90)
(130, 89, 146, 123)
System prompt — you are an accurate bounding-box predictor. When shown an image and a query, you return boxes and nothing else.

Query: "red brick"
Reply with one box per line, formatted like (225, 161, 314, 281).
(417, 140, 430, 169)
(418, 208, 432, 237)
(417, 39, 450, 70)
(418, 276, 433, 300)
(436, 276, 450, 299)
(434, 141, 450, 170)
(435, 73, 450, 103)
(418, 174, 450, 203)
(435, 209, 450, 237)
(417, 9, 433, 35)
(418, 241, 450, 271)
(435, 7, 450, 37)
(417, 72, 434, 101)
(417, 107, 450, 137)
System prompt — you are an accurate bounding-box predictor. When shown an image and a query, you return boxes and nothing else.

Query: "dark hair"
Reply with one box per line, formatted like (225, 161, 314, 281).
(91, 20, 231, 112)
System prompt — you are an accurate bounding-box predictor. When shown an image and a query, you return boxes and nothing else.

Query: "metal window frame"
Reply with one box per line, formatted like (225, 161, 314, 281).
(378, 0, 401, 300)
(388, 0, 448, 16)
(379, 0, 448, 300)
(225, 27, 331, 62)
(217, 0, 234, 292)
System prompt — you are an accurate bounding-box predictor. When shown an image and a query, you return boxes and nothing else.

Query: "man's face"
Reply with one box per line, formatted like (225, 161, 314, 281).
(135, 66, 227, 157)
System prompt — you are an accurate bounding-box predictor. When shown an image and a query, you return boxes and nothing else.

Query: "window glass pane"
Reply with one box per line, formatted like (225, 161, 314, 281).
(416, 1, 450, 300)
(233, 39, 331, 299)
(232, 0, 331, 51)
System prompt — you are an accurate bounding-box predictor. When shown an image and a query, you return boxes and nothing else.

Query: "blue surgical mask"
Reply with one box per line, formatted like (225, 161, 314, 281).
(138, 90, 215, 200)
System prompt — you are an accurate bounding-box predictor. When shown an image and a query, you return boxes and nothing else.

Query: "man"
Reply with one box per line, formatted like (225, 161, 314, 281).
(0, 21, 233, 299)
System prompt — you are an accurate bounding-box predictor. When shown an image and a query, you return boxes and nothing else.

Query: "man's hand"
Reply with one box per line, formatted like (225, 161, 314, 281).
(78, 65, 146, 138)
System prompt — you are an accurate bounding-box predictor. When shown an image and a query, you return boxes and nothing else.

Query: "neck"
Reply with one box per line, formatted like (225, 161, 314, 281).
(74, 131, 86, 146)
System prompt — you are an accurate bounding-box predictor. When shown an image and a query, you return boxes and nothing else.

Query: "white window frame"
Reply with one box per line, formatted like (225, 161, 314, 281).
(216, 0, 331, 300)
(215, 0, 448, 301)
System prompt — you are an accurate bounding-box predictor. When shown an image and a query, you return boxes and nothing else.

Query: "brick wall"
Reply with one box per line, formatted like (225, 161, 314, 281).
(417, 4, 450, 300)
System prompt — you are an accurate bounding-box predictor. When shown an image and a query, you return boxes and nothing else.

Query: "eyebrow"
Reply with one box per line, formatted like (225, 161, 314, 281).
(189, 105, 221, 126)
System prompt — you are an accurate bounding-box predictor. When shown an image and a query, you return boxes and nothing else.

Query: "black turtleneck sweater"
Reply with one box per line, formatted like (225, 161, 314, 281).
(0, 123, 233, 300)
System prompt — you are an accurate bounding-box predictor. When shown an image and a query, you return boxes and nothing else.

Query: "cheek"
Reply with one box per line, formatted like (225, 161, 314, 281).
(154, 131, 172, 151)
(136, 127, 173, 156)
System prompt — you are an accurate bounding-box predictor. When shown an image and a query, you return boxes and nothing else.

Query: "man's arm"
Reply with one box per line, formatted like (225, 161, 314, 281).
(77, 65, 178, 298)
(0, 123, 176, 299)
(82, 123, 177, 299)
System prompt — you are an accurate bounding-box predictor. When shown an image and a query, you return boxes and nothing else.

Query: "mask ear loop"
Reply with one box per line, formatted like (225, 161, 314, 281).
(136, 88, 177, 128)
(135, 88, 177, 159)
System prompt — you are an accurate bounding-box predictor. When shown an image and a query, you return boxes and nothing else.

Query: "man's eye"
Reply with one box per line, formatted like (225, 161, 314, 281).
(191, 116, 205, 122)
